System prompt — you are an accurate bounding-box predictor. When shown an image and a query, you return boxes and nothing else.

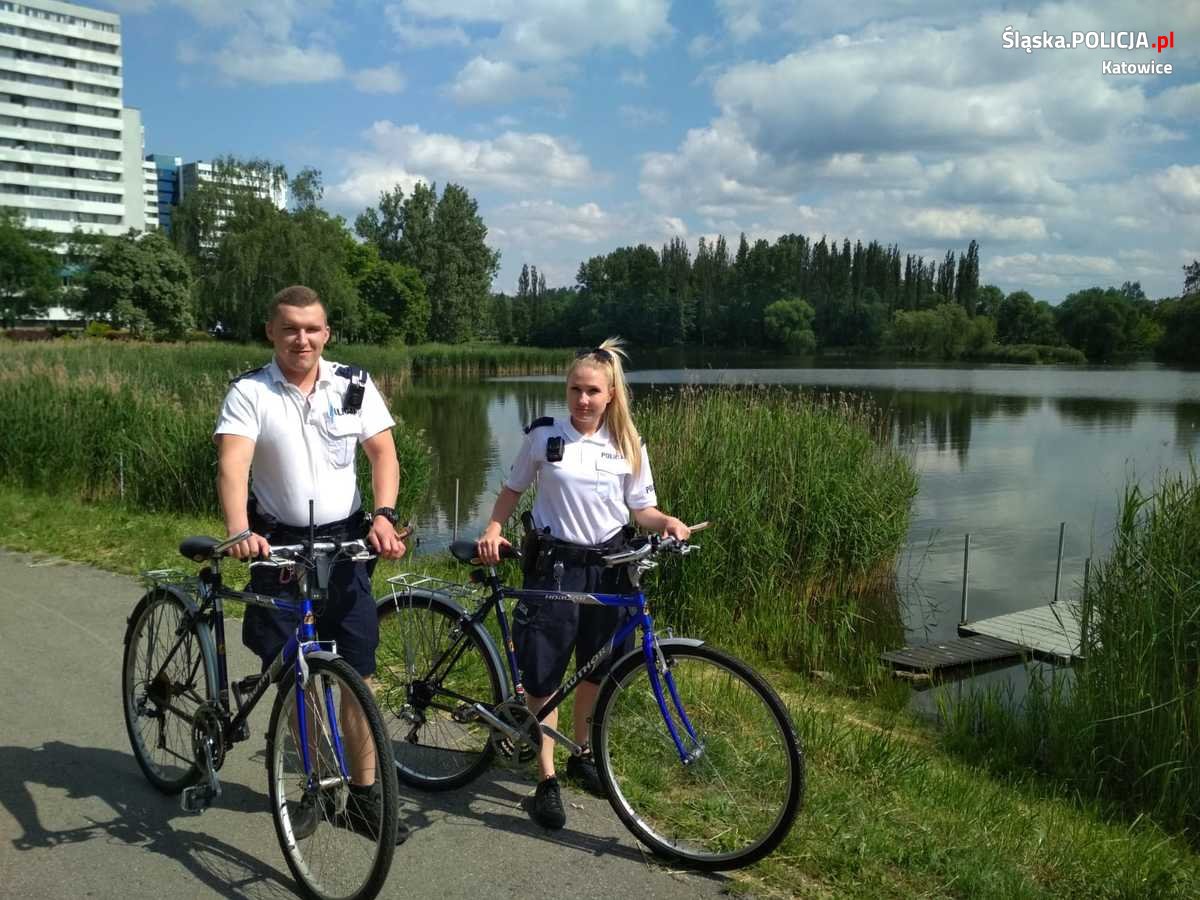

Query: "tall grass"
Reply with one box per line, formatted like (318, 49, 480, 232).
(637, 387, 919, 684)
(0, 340, 431, 517)
(942, 465, 1200, 837)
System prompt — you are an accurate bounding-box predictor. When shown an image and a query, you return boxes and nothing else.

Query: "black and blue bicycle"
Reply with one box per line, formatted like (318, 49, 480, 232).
(374, 526, 803, 870)
(121, 528, 400, 900)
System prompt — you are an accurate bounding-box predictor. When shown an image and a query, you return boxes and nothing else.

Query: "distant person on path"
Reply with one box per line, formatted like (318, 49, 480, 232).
(476, 337, 690, 830)
(213, 284, 408, 842)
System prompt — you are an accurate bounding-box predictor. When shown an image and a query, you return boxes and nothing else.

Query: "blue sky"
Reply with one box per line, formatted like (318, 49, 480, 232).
(101, 0, 1198, 300)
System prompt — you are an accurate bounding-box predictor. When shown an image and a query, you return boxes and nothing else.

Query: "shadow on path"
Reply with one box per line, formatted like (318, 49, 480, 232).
(0, 741, 294, 900)
(393, 764, 726, 886)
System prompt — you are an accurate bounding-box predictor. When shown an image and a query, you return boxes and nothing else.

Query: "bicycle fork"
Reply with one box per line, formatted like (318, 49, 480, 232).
(645, 638, 707, 765)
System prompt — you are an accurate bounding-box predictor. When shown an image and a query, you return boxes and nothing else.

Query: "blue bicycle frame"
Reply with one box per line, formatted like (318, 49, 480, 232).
(198, 557, 353, 788)
(483, 582, 704, 765)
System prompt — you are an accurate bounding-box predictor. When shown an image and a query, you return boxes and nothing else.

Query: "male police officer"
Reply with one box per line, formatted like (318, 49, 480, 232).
(214, 284, 407, 842)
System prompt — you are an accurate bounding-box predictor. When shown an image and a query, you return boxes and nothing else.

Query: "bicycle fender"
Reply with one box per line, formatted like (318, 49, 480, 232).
(376, 589, 510, 695)
(128, 585, 220, 698)
(608, 636, 707, 677)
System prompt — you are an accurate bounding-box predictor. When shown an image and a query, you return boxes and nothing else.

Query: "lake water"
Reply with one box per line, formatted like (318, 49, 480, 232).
(392, 362, 1200, 664)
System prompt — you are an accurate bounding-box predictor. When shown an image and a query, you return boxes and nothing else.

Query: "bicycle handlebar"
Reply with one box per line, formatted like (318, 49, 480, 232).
(600, 521, 710, 567)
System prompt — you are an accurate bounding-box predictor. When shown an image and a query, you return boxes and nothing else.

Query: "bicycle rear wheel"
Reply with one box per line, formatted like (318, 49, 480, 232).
(374, 592, 506, 790)
(267, 656, 399, 900)
(592, 642, 804, 870)
(122, 588, 216, 793)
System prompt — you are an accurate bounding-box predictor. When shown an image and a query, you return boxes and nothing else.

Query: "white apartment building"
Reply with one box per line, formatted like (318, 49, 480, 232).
(140, 155, 155, 230)
(0, 0, 143, 237)
(177, 159, 287, 246)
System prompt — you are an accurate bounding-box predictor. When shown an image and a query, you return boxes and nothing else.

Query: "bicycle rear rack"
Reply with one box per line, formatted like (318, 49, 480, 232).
(385, 572, 482, 604)
(139, 569, 199, 590)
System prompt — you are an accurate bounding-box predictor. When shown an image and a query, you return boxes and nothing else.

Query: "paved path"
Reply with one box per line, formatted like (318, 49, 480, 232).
(0, 550, 730, 899)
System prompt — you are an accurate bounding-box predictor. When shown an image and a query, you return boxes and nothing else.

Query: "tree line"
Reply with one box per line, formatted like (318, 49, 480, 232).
(0, 159, 497, 345)
(491, 236, 1199, 365)
(2, 161, 1198, 365)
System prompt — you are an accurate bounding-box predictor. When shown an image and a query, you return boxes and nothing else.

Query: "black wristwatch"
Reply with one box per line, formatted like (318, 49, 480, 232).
(372, 506, 399, 525)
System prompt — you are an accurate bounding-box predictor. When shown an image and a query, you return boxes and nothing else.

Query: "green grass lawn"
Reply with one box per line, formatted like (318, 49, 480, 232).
(4, 485, 1199, 898)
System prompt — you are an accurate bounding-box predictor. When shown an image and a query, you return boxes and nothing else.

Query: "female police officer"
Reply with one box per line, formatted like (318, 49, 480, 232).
(476, 338, 689, 830)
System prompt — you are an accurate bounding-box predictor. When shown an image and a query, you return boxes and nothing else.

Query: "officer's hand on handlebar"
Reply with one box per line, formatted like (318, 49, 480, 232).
(368, 519, 408, 561)
(476, 524, 511, 566)
(227, 530, 271, 560)
(660, 517, 691, 542)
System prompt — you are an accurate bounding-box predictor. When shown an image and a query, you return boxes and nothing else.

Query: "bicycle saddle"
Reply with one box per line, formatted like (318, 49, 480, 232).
(449, 540, 520, 564)
(180, 536, 221, 562)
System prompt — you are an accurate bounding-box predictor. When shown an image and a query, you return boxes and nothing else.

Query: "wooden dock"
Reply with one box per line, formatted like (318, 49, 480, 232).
(881, 634, 1027, 672)
(881, 602, 1085, 675)
(959, 602, 1084, 663)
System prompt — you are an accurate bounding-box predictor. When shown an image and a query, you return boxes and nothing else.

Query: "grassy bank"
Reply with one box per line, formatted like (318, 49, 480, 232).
(941, 467, 1200, 838)
(3, 486, 1200, 898)
(638, 387, 919, 684)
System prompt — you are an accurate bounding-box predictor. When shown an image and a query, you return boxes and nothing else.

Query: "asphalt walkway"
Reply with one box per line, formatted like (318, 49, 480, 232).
(0, 549, 729, 899)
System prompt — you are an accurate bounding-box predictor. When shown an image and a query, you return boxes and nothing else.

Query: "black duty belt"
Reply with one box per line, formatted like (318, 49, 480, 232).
(250, 506, 369, 544)
(542, 533, 627, 567)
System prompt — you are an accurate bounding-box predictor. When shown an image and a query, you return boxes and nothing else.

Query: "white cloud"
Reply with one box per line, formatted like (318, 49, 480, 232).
(619, 69, 647, 87)
(213, 39, 344, 84)
(618, 105, 667, 128)
(351, 65, 406, 94)
(395, 0, 672, 63)
(903, 208, 1048, 242)
(716, 0, 763, 42)
(328, 122, 597, 204)
(1156, 84, 1200, 120)
(688, 34, 716, 59)
(448, 56, 569, 105)
(326, 168, 426, 209)
(384, 6, 471, 47)
(1149, 165, 1200, 215)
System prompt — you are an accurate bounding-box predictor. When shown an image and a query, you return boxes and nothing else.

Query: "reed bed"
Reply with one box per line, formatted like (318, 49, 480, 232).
(0, 339, 431, 517)
(942, 466, 1200, 837)
(637, 386, 919, 683)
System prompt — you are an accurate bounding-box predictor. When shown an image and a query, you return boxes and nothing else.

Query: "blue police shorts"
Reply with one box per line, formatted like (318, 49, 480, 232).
(242, 558, 379, 678)
(512, 561, 637, 698)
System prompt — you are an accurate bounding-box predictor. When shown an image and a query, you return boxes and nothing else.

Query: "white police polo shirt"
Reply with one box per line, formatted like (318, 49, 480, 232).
(214, 357, 394, 527)
(505, 419, 656, 547)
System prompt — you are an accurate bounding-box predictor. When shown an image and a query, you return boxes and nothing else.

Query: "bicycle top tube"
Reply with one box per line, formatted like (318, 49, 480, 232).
(500, 585, 644, 609)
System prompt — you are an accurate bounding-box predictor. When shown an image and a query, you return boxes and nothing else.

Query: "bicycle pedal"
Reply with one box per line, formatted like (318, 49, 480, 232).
(232, 674, 263, 710)
(180, 784, 218, 813)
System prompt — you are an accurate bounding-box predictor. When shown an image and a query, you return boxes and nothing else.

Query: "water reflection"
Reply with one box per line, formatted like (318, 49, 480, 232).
(1052, 397, 1138, 429)
(395, 364, 1200, 649)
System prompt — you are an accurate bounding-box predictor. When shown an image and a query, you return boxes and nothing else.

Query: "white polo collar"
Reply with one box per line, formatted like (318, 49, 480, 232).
(267, 356, 333, 389)
(562, 418, 610, 446)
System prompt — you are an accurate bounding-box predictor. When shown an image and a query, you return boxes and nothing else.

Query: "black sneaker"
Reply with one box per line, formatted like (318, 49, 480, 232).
(290, 791, 321, 842)
(528, 776, 566, 830)
(337, 783, 410, 845)
(565, 754, 606, 797)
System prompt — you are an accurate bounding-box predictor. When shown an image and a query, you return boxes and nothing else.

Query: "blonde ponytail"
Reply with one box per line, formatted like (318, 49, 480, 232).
(568, 337, 642, 476)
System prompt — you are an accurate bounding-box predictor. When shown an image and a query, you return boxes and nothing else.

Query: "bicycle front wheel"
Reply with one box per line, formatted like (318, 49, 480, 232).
(592, 642, 804, 870)
(374, 591, 506, 790)
(267, 656, 399, 900)
(121, 588, 216, 793)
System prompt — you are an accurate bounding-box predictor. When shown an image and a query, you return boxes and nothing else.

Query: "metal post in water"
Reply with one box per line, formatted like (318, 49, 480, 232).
(453, 478, 460, 541)
(959, 533, 970, 626)
(1053, 521, 1066, 603)
(1080, 557, 1092, 656)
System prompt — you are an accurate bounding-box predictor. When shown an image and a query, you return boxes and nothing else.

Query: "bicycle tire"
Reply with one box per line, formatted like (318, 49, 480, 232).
(267, 655, 399, 900)
(592, 642, 804, 870)
(121, 587, 217, 793)
(374, 590, 506, 790)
